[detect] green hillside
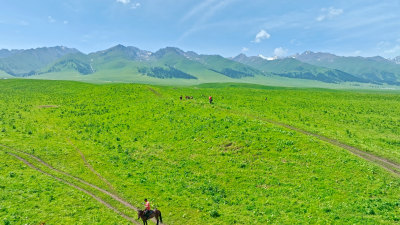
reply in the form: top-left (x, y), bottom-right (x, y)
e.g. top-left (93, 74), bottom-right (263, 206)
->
top-left (191, 53), bottom-right (266, 78)
top-left (42, 52), bottom-right (94, 75)
top-left (234, 54), bottom-right (367, 83)
top-left (1, 79), bottom-right (400, 224)
top-left (295, 52), bottom-right (400, 85)
top-left (0, 47), bottom-right (79, 76)
top-left (1, 45), bottom-right (400, 87)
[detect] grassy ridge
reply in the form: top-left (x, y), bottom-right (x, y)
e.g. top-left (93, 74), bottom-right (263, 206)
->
top-left (1, 80), bottom-right (400, 224)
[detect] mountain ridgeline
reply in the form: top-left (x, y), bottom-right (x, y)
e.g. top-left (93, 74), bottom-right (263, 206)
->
top-left (1, 45), bottom-right (400, 86)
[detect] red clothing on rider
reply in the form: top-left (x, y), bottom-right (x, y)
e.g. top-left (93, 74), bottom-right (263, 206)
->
top-left (145, 201), bottom-right (150, 210)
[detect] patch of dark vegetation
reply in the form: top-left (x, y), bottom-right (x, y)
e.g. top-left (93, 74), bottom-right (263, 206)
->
top-left (46, 59), bottom-right (93, 75)
top-left (274, 70), bottom-right (370, 84)
top-left (138, 66), bottom-right (197, 79)
top-left (209, 68), bottom-right (256, 79)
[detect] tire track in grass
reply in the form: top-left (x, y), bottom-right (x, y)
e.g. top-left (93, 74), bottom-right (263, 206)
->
top-left (67, 139), bottom-right (116, 192)
top-left (194, 100), bottom-right (400, 177)
top-left (148, 87), bottom-right (162, 97)
top-left (0, 143), bottom-right (165, 225)
top-left (263, 118), bottom-right (400, 176)
top-left (0, 143), bottom-right (136, 210)
top-left (227, 109), bottom-right (400, 176)
top-left (1, 150), bottom-right (141, 225)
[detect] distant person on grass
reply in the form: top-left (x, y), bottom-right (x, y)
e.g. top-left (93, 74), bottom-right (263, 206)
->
top-left (209, 96), bottom-right (213, 104)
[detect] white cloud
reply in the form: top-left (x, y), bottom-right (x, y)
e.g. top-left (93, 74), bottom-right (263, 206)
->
top-left (63, 20), bottom-right (69, 25)
top-left (274, 47), bottom-right (288, 57)
top-left (48, 16), bottom-right (56, 23)
top-left (116, 0), bottom-right (140, 9)
top-left (253, 29), bottom-right (270, 43)
top-left (116, 0), bottom-right (130, 4)
top-left (259, 54), bottom-right (277, 61)
top-left (316, 7), bottom-right (343, 21)
top-left (241, 47), bottom-right (249, 52)
top-left (131, 2), bottom-right (141, 9)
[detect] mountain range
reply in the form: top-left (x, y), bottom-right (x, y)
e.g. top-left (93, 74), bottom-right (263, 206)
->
top-left (1, 45), bottom-right (400, 86)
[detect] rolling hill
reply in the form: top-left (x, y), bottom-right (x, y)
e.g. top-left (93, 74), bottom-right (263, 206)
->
top-left (233, 54), bottom-right (368, 83)
top-left (0, 46), bottom-right (79, 76)
top-left (1, 45), bottom-right (400, 87)
top-left (294, 51), bottom-right (400, 85)
top-left (48, 45), bottom-right (267, 83)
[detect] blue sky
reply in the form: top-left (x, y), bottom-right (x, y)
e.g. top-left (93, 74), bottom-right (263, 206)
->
top-left (1, 0), bottom-right (400, 58)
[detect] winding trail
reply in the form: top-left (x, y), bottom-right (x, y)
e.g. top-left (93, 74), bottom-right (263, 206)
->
top-left (263, 118), bottom-right (400, 175)
top-left (0, 144), bottom-right (165, 225)
top-left (0, 144), bottom-right (135, 210)
top-left (148, 87), bottom-right (162, 97)
top-left (230, 111), bottom-right (400, 176)
top-left (67, 139), bottom-right (116, 192)
top-left (2, 150), bottom-right (141, 225)
top-left (194, 99), bottom-right (400, 176)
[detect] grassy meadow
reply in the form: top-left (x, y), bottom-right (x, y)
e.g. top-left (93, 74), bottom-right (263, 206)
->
top-left (1, 79), bottom-right (400, 224)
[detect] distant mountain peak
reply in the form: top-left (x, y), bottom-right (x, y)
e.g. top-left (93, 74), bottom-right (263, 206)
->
top-left (233, 53), bottom-right (248, 61)
top-left (303, 50), bottom-right (314, 55)
top-left (107, 44), bottom-right (127, 50)
top-left (90, 44), bottom-right (151, 61)
top-left (393, 56), bottom-right (400, 64)
top-left (153, 47), bottom-right (185, 58)
top-left (161, 47), bottom-right (184, 54)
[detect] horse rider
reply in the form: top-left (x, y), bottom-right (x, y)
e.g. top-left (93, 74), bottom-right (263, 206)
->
top-left (144, 199), bottom-right (151, 219)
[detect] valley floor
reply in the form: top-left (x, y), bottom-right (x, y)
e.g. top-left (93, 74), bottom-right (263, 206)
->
top-left (1, 80), bottom-right (400, 224)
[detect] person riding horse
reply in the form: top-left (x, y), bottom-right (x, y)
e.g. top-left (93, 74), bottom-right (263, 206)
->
top-left (138, 199), bottom-right (163, 225)
top-left (144, 199), bottom-right (151, 219)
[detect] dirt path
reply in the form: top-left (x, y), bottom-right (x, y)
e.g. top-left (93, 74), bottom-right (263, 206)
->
top-left (2, 150), bottom-right (141, 225)
top-left (0, 144), bottom-right (165, 225)
top-left (148, 87), bottom-right (162, 97)
top-left (227, 110), bottom-right (400, 176)
top-left (192, 100), bottom-right (400, 176)
top-left (67, 139), bottom-right (116, 192)
top-left (262, 118), bottom-right (400, 176)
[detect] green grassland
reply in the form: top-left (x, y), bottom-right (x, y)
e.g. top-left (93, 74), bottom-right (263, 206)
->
top-left (1, 80), bottom-right (400, 224)
top-left (197, 83), bottom-right (400, 163)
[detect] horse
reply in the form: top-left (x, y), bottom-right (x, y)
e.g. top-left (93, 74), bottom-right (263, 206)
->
top-left (138, 209), bottom-right (163, 225)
